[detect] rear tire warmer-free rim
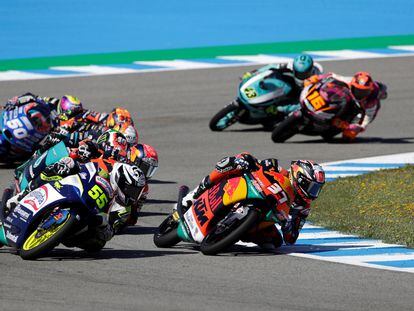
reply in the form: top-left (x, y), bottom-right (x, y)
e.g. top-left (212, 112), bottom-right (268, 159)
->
top-left (19, 211), bottom-right (76, 260)
top-left (209, 102), bottom-right (239, 131)
top-left (200, 209), bottom-right (259, 255)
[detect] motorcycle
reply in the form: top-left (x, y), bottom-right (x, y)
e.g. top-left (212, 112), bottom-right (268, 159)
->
top-left (209, 66), bottom-right (294, 131)
top-left (0, 103), bottom-right (52, 163)
top-left (0, 162), bottom-right (114, 259)
top-left (271, 78), bottom-right (361, 143)
top-left (14, 141), bottom-right (70, 193)
top-left (153, 167), bottom-right (290, 255)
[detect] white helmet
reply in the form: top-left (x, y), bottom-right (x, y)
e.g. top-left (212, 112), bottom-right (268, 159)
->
top-left (110, 163), bottom-right (146, 206)
top-left (123, 125), bottom-right (139, 146)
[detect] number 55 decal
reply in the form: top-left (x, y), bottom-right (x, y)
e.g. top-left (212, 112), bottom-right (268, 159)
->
top-left (88, 185), bottom-right (108, 209)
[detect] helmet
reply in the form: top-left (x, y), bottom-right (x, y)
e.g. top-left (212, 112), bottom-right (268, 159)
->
top-left (293, 54), bottom-right (314, 81)
top-left (110, 163), bottom-right (146, 206)
top-left (97, 129), bottom-right (129, 160)
top-left (290, 160), bottom-right (325, 203)
top-left (57, 95), bottom-right (83, 119)
top-left (106, 107), bottom-right (133, 128)
top-left (350, 71), bottom-right (375, 100)
top-left (129, 143), bottom-right (159, 179)
top-left (115, 123), bottom-right (139, 146)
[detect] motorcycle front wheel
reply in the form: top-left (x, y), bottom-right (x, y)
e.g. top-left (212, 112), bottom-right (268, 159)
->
top-left (209, 101), bottom-right (240, 131)
top-left (153, 214), bottom-right (181, 248)
top-left (200, 209), bottom-right (258, 255)
top-left (271, 112), bottom-right (302, 143)
top-left (20, 209), bottom-right (76, 260)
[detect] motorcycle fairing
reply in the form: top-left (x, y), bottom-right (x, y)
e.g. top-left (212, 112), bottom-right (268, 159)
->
top-left (239, 70), bottom-right (292, 106)
top-left (182, 175), bottom-right (265, 243)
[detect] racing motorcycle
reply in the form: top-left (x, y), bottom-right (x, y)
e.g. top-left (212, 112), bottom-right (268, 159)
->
top-left (209, 66), bottom-right (293, 131)
top-left (271, 78), bottom-right (361, 143)
top-left (14, 141), bottom-right (70, 193)
top-left (0, 103), bottom-right (52, 163)
top-left (0, 162), bottom-right (114, 259)
top-left (153, 167), bottom-right (290, 255)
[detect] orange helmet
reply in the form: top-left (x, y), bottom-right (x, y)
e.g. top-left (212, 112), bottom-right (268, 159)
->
top-left (106, 107), bottom-right (133, 128)
top-left (350, 72), bottom-right (375, 100)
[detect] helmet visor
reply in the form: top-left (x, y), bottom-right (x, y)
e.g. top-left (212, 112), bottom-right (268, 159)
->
top-left (298, 176), bottom-right (323, 199)
top-left (138, 160), bottom-right (158, 179)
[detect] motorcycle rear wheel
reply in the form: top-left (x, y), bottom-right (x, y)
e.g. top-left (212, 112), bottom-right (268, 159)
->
top-left (271, 113), bottom-right (301, 143)
top-left (209, 102), bottom-right (239, 131)
top-left (200, 209), bottom-right (258, 255)
top-left (153, 214), bottom-right (181, 248)
top-left (20, 210), bottom-right (76, 260)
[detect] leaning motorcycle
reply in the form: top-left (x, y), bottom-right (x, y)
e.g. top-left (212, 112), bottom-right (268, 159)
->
top-left (0, 103), bottom-right (52, 163)
top-left (153, 166), bottom-right (291, 255)
top-left (271, 78), bottom-right (361, 143)
top-left (209, 67), bottom-right (293, 131)
top-left (0, 162), bottom-right (114, 259)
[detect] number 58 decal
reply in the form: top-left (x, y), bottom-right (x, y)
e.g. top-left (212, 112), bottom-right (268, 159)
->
top-left (88, 185), bottom-right (108, 209)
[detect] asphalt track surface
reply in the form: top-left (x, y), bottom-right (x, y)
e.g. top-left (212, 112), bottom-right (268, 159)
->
top-left (0, 57), bottom-right (413, 311)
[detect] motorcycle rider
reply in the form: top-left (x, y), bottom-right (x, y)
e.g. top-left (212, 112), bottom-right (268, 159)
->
top-left (304, 72), bottom-right (387, 140)
top-left (343, 71), bottom-right (387, 140)
top-left (111, 143), bottom-right (160, 231)
top-left (6, 141), bottom-right (145, 250)
top-left (241, 54), bottom-right (323, 115)
top-left (180, 153), bottom-right (325, 250)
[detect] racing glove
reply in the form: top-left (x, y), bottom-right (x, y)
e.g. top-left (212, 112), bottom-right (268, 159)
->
top-left (77, 140), bottom-right (100, 162)
top-left (46, 157), bottom-right (77, 176)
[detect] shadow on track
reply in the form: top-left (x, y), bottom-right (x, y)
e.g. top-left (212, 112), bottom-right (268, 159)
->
top-left (148, 179), bottom-right (177, 184)
top-left (285, 136), bottom-right (414, 144)
top-left (122, 225), bottom-right (158, 235)
top-left (166, 241), bottom-right (376, 257)
top-left (35, 248), bottom-right (197, 261)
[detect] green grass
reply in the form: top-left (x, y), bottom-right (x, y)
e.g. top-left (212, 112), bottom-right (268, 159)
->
top-left (2, 34), bottom-right (414, 71)
top-left (309, 165), bottom-right (414, 247)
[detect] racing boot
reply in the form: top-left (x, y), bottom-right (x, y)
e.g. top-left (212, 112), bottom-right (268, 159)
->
top-left (181, 176), bottom-right (211, 208)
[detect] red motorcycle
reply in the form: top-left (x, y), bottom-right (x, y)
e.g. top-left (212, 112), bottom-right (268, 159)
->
top-left (153, 166), bottom-right (293, 255)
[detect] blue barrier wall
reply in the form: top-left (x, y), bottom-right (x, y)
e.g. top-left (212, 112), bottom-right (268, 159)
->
top-left (1, 0), bottom-right (413, 59)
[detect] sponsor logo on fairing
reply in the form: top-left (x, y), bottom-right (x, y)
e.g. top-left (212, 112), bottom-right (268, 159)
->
top-left (6, 231), bottom-right (18, 243)
top-left (14, 205), bottom-right (31, 220)
top-left (22, 185), bottom-right (48, 212)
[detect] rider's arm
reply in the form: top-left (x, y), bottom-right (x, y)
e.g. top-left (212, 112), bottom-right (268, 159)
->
top-left (4, 93), bottom-right (40, 110)
top-left (208, 153), bottom-right (259, 185)
top-left (281, 201), bottom-right (310, 245)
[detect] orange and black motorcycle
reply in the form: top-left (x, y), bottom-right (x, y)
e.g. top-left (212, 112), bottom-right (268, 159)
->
top-left (153, 167), bottom-right (292, 255)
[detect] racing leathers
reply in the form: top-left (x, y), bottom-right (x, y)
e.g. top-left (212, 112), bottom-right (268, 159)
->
top-left (306, 73), bottom-right (387, 140)
top-left (182, 153), bottom-right (312, 249)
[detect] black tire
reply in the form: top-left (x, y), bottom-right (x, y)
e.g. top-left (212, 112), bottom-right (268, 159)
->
top-left (200, 209), bottom-right (259, 255)
top-left (0, 187), bottom-right (13, 220)
top-left (209, 102), bottom-right (240, 131)
top-left (153, 215), bottom-right (181, 248)
top-left (19, 211), bottom-right (77, 260)
top-left (271, 113), bottom-right (301, 143)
